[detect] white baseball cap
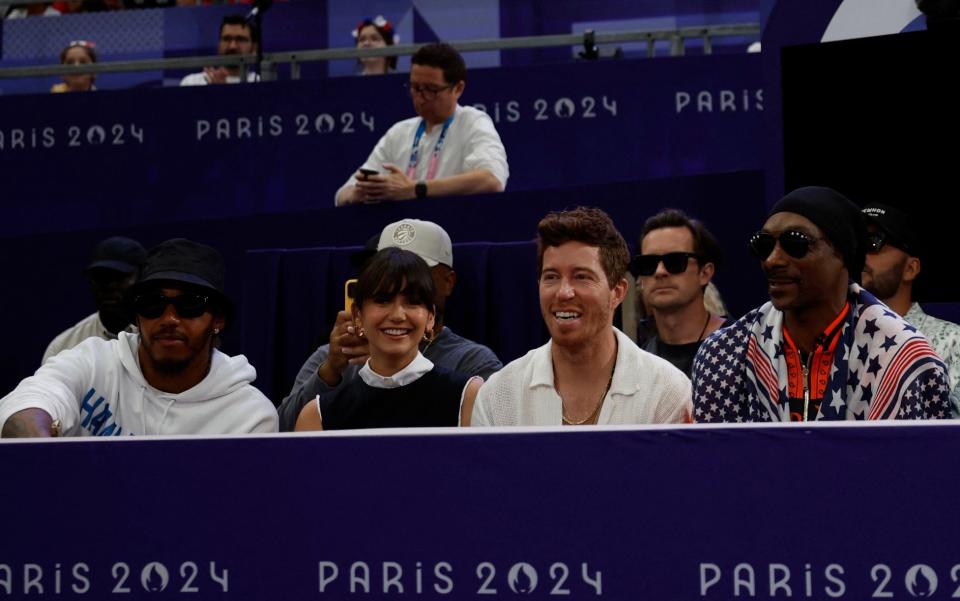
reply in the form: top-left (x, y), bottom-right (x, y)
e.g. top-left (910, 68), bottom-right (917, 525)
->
top-left (377, 219), bottom-right (453, 268)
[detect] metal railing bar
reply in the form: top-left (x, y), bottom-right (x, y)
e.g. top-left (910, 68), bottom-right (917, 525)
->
top-left (0, 24), bottom-right (760, 80)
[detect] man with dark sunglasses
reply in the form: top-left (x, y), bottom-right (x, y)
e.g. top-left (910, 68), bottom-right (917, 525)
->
top-left (1, 238), bottom-right (277, 437)
top-left (335, 43), bottom-right (508, 206)
top-left (633, 209), bottom-right (733, 378)
top-left (861, 203), bottom-right (960, 414)
top-left (692, 186), bottom-right (950, 423)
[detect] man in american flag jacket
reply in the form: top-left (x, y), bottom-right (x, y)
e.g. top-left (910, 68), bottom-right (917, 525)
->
top-left (692, 187), bottom-right (951, 422)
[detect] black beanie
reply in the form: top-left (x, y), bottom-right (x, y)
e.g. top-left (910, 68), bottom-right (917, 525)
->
top-left (769, 186), bottom-right (866, 283)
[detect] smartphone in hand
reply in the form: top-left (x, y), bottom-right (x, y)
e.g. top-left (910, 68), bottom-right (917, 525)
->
top-left (358, 168), bottom-right (379, 180)
top-left (344, 278), bottom-right (358, 315)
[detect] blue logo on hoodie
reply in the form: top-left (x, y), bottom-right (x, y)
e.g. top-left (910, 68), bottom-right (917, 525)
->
top-left (79, 388), bottom-right (123, 436)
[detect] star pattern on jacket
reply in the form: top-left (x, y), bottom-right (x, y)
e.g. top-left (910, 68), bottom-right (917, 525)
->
top-left (692, 285), bottom-right (951, 423)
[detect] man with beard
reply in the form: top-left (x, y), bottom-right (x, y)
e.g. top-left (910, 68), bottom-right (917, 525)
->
top-left (43, 236), bottom-right (146, 364)
top-left (633, 209), bottom-right (732, 378)
top-left (693, 187), bottom-right (951, 423)
top-left (1, 239), bottom-right (277, 437)
top-left (471, 207), bottom-right (691, 426)
top-left (180, 15), bottom-right (260, 86)
top-left (861, 202), bottom-right (960, 413)
top-left (278, 218), bottom-right (502, 431)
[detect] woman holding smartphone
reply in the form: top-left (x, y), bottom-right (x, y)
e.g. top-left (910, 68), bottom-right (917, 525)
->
top-left (295, 247), bottom-right (481, 430)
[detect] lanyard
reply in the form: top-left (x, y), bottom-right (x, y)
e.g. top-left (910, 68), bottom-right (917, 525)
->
top-left (406, 114), bottom-right (454, 181)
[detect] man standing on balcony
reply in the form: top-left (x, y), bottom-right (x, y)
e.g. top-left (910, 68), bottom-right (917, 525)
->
top-left (335, 43), bottom-right (508, 206)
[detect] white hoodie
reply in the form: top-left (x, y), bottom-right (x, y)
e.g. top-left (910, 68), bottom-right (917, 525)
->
top-left (0, 332), bottom-right (278, 436)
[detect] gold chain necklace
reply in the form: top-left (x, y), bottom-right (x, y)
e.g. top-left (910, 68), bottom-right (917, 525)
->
top-left (561, 362), bottom-right (615, 426)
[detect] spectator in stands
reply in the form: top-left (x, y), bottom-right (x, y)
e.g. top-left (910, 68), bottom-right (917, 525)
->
top-left (180, 15), bottom-right (259, 86)
top-left (472, 207), bottom-right (692, 426)
top-left (1, 238), bottom-right (277, 437)
top-left (52, 0), bottom-right (118, 12)
top-left (278, 218), bottom-right (502, 431)
top-left (43, 236), bottom-right (146, 363)
top-left (693, 186), bottom-right (951, 422)
top-left (861, 202), bottom-right (960, 413)
top-left (335, 42), bottom-right (508, 206)
top-left (50, 40), bottom-right (98, 93)
top-left (4, 3), bottom-right (60, 18)
top-left (633, 209), bottom-right (733, 379)
top-left (354, 15), bottom-right (397, 76)
top-left (294, 247), bottom-right (482, 430)
top-left (123, 0), bottom-right (180, 8)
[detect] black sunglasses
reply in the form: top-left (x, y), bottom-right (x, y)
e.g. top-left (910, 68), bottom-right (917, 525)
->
top-left (133, 293), bottom-right (211, 319)
top-left (633, 252), bottom-right (699, 276)
top-left (866, 230), bottom-right (909, 254)
top-left (749, 230), bottom-right (820, 260)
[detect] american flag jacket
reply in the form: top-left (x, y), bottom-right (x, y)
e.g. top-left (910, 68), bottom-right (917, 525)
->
top-left (692, 283), bottom-right (951, 422)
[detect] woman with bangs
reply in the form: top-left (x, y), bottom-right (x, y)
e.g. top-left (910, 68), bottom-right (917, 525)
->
top-left (295, 247), bottom-right (482, 430)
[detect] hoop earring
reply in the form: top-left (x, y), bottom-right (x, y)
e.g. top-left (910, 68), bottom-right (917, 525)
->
top-left (423, 329), bottom-right (433, 342)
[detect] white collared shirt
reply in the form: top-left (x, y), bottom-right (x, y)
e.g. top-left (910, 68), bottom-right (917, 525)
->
top-left (471, 328), bottom-right (692, 426)
top-left (359, 352), bottom-right (435, 389)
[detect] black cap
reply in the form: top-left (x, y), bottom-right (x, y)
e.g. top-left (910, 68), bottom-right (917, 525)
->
top-left (862, 203), bottom-right (918, 255)
top-left (86, 236), bottom-right (147, 274)
top-left (130, 238), bottom-right (233, 318)
top-left (769, 186), bottom-right (867, 283)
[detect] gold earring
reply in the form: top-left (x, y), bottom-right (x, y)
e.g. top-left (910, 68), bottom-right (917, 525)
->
top-left (358, 326), bottom-right (366, 338)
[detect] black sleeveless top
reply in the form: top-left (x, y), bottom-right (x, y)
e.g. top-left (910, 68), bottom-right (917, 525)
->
top-left (320, 367), bottom-right (471, 430)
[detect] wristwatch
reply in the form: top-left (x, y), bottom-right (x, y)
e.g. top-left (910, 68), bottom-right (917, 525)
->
top-left (415, 181), bottom-right (428, 199)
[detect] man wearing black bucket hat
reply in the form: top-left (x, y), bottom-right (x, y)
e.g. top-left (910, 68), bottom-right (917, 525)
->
top-left (692, 186), bottom-right (951, 422)
top-left (42, 236), bottom-right (146, 364)
top-left (1, 239), bottom-right (277, 437)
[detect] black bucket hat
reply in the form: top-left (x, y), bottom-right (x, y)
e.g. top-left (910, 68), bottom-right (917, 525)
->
top-left (128, 238), bottom-right (233, 322)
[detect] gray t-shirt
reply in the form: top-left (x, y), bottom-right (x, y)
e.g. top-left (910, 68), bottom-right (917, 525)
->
top-left (276, 326), bottom-right (502, 431)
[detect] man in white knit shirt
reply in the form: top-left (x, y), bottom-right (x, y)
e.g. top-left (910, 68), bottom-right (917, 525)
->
top-left (471, 207), bottom-right (692, 426)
